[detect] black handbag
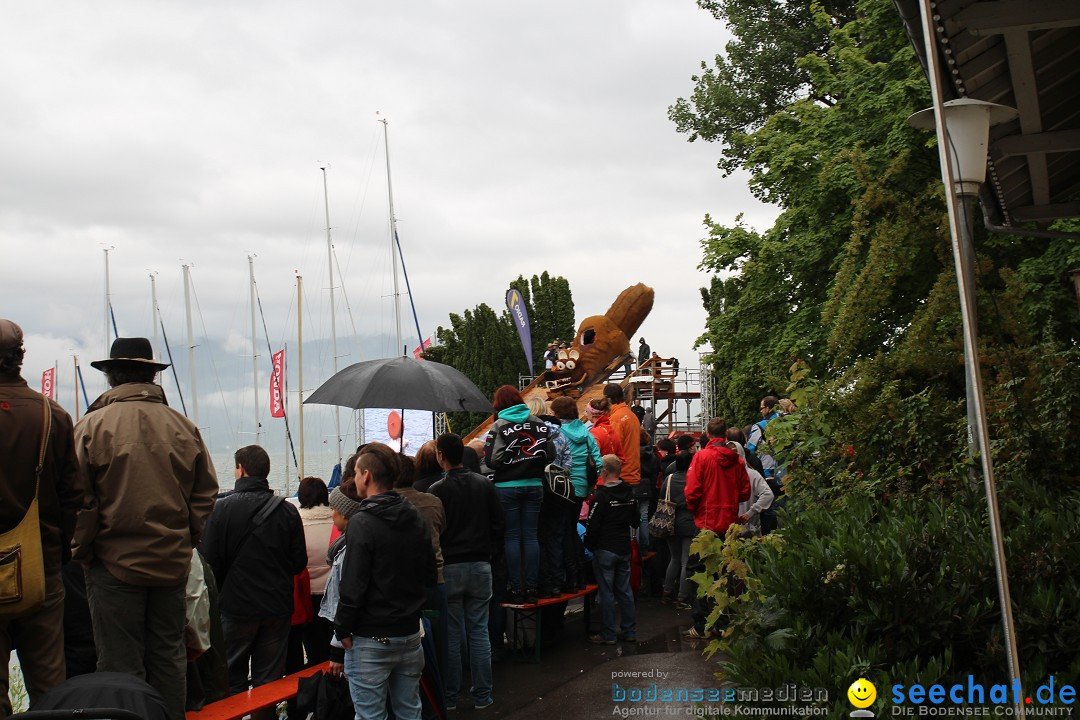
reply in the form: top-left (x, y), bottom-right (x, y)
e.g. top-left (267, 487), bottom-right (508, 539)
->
top-left (544, 463), bottom-right (575, 503)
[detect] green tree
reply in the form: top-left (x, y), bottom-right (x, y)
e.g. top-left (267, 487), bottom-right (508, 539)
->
top-left (508, 271), bottom-right (576, 370)
top-left (426, 272), bottom-right (577, 434)
top-left (673, 0), bottom-right (1080, 701)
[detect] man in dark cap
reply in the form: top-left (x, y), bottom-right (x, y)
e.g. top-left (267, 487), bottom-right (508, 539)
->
top-left (0, 320), bottom-right (85, 714)
top-left (73, 337), bottom-right (218, 720)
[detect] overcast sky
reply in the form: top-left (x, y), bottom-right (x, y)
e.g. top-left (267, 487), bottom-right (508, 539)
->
top-left (1, 0), bottom-right (779, 456)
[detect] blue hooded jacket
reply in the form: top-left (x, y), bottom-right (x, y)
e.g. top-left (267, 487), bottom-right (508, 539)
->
top-left (559, 419), bottom-right (602, 498)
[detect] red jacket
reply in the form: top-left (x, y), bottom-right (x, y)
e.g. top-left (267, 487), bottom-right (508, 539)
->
top-left (589, 415), bottom-right (622, 462)
top-left (685, 440), bottom-right (751, 534)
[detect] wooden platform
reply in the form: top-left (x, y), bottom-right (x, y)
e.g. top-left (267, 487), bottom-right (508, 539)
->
top-left (499, 585), bottom-right (599, 663)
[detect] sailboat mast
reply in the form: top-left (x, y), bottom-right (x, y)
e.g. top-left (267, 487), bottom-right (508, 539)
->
top-left (103, 247), bottom-right (112, 362)
top-left (297, 273), bottom-right (305, 479)
top-left (149, 272), bottom-right (160, 362)
top-left (248, 256), bottom-right (261, 446)
top-left (183, 263), bottom-right (199, 425)
top-left (73, 355), bottom-right (80, 421)
top-left (380, 118), bottom-right (403, 356)
top-left (321, 167), bottom-right (342, 464)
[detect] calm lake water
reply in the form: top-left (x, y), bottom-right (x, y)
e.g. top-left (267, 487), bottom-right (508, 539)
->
top-left (212, 408), bottom-right (437, 495)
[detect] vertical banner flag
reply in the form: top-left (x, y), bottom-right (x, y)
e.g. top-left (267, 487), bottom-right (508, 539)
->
top-left (269, 349), bottom-right (285, 418)
top-left (505, 288), bottom-right (534, 376)
top-left (41, 368), bottom-right (55, 400)
top-left (412, 337), bottom-right (432, 359)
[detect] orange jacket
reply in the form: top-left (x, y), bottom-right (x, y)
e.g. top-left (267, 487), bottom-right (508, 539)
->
top-left (608, 402), bottom-right (641, 484)
top-left (685, 439), bottom-right (751, 534)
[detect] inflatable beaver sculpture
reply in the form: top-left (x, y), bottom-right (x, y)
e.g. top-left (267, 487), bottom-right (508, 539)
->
top-left (545, 282), bottom-right (653, 391)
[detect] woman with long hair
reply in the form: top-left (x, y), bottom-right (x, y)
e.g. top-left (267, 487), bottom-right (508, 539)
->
top-left (483, 386), bottom-right (552, 604)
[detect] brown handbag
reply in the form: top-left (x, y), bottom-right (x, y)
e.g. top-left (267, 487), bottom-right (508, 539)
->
top-left (0, 395), bottom-right (50, 615)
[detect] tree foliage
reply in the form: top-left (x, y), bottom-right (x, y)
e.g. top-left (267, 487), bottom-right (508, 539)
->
top-left (673, 0), bottom-right (1080, 701)
top-left (677, 0), bottom-right (1078, 422)
top-left (424, 272), bottom-right (575, 433)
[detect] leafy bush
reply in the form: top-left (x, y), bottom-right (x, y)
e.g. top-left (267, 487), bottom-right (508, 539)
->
top-left (692, 346), bottom-right (1080, 716)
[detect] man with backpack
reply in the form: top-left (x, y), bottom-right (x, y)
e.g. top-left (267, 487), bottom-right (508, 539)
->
top-left (200, 445), bottom-right (307, 719)
top-left (746, 395), bottom-right (780, 477)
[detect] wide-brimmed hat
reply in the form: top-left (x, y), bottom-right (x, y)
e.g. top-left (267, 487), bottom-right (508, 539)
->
top-left (91, 337), bottom-right (170, 372)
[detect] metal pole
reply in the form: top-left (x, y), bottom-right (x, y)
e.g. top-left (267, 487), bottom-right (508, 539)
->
top-left (104, 248), bottom-right (111, 359)
top-left (73, 355), bottom-right (80, 421)
top-left (957, 194), bottom-right (982, 470)
top-left (917, 0), bottom-right (1023, 705)
top-left (381, 118), bottom-right (403, 356)
top-left (297, 274), bottom-right (305, 480)
top-left (322, 167), bottom-right (342, 465)
top-left (248, 256), bottom-right (261, 446)
top-left (150, 272), bottom-right (160, 364)
top-left (183, 264), bottom-right (199, 426)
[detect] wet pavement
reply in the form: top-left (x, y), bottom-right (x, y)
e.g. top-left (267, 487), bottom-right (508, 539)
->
top-left (448, 594), bottom-right (724, 718)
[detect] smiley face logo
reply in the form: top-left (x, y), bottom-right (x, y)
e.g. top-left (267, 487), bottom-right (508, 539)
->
top-left (848, 678), bottom-right (877, 709)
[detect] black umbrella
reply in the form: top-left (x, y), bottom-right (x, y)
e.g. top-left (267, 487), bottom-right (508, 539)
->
top-left (304, 356), bottom-right (493, 414)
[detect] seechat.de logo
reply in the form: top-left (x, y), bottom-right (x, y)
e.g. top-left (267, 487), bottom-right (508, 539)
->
top-left (849, 678), bottom-right (877, 718)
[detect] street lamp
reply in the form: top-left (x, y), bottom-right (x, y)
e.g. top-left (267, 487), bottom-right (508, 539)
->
top-left (907, 99), bottom-right (1018, 460)
top-left (908, 97), bottom-right (1022, 697)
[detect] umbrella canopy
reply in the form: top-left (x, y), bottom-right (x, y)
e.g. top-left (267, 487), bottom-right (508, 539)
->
top-left (305, 356), bottom-right (493, 414)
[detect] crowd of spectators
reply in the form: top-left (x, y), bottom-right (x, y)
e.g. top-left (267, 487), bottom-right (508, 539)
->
top-left (0, 322), bottom-right (792, 719)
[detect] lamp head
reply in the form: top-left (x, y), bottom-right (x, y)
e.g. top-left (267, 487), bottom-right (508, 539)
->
top-left (908, 99), bottom-right (1018, 193)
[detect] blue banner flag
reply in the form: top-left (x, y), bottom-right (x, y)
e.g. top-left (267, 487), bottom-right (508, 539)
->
top-left (505, 288), bottom-right (534, 376)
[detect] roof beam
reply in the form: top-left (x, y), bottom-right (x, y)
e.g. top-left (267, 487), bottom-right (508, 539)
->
top-left (1010, 202), bottom-right (1080, 223)
top-left (958, 0), bottom-right (1080, 36)
top-left (993, 129), bottom-right (1080, 157)
top-left (1004, 30), bottom-right (1051, 205)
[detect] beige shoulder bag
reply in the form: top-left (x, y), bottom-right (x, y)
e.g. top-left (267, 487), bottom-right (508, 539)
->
top-left (0, 395), bottom-right (50, 615)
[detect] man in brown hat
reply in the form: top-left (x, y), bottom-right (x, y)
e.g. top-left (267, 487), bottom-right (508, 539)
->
top-left (0, 319), bottom-right (85, 714)
top-left (73, 337), bottom-right (218, 720)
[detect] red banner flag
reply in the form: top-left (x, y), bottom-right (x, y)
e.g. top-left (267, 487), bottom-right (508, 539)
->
top-left (412, 337), bottom-right (432, 359)
top-left (41, 368), bottom-right (55, 400)
top-left (269, 349), bottom-right (285, 418)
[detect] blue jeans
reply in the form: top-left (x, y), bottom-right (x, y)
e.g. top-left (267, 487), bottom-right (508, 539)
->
top-left (443, 562), bottom-right (493, 706)
top-left (343, 631), bottom-right (424, 720)
top-left (664, 536), bottom-right (694, 600)
top-left (497, 486), bottom-right (543, 593)
top-left (592, 549), bottom-right (636, 641)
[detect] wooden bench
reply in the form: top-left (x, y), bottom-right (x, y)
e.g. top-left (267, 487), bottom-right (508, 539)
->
top-left (185, 661), bottom-right (331, 720)
top-left (499, 585), bottom-right (599, 663)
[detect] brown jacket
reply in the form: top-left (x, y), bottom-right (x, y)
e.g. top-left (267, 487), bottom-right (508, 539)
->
top-left (72, 383), bottom-right (218, 586)
top-left (0, 373), bottom-right (85, 578)
top-left (396, 487), bottom-right (446, 583)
